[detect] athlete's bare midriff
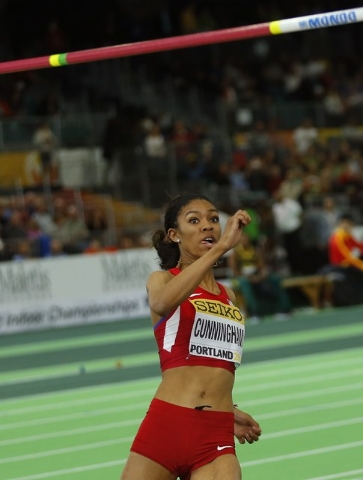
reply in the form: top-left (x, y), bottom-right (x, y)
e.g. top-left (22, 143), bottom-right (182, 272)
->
top-left (154, 365), bottom-right (235, 411)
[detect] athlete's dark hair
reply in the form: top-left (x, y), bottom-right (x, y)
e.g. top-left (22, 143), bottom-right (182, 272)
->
top-left (152, 193), bottom-right (212, 270)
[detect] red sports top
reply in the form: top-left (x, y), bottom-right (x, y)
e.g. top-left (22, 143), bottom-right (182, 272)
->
top-left (154, 268), bottom-right (245, 374)
top-left (328, 227), bottom-right (363, 269)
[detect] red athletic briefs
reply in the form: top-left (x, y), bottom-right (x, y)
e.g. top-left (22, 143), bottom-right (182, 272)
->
top-left (131, 398), bottom-right (236, 479)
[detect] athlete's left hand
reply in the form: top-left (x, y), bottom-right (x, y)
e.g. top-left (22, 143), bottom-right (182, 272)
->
top-left (233, 408), bottom-right (262, 444)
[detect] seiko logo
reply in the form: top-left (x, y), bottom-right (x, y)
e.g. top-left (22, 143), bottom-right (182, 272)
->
top-left (191, 299), bottom-right (243, 322)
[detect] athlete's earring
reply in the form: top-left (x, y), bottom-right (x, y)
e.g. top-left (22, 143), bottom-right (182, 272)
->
top-left (177, 239), bottom-right (180, 243)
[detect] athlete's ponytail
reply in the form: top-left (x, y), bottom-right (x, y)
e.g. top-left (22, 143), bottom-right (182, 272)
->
top-left (152, 229), bottom-right (180, 270)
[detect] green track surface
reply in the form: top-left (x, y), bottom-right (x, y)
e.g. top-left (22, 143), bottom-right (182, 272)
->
top-left (1, 305), bottom-right (363, 479)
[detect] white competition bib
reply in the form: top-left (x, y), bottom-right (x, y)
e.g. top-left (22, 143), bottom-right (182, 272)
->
top-left (189, 298), bottom-right (245, 367)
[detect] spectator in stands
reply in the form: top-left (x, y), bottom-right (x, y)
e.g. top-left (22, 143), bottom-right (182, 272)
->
top-left (85, 207), bottom-right (108, 241)
top-left (32, 197), bottom-right (56, 236)
top-left (299, 196), bottom-right (341, 274)
top-left (170, 120), bottom-right (193, 163)
top-left (335, 151), bottom-right (363, 208)
top-left (101, 105), bottom-right (134, 187)
top-left (24, 216), bottom-right (50, 256)
top-left (292, 118), bottom-right (318, 155)
top-left (32, 122), bottom-right (58, 185)
top-left (179, 3), bottom-right (198, 34)
top-left (44, 238), bottom-right (67, 258)
top-left (12, 239), bottom-right (36, 261)
top-left (328, 213), bottom-right (363, 270)
top-left (51, 211), bottom-right (68, 246)
top-left (118, 234), bottom-right (139, 249)
top-left (84, 238), bottom-right (118, 254)
top-left (228, 232), bottom-right (292, 322)
top-left (37, 89), bottom-right (61, 117)
top-left (190, 122), bottom-right (210, 145)
top-left (323, 86), bottom-right (346, 127)
top-left (52, 204), bottom-right (90, 254)
top-left (229, 162), bottom-right (249, 207)
top-left (0, 234), bottom-right (8, 261)
top-left (345, 81), bottom-right (363, 117)
top-left (0, 200), bottom-right (10, 233)
top-left (279, 166), bottom-right (304, 201)
top-left (220, 77), bottom-right (238, 127)
top-left (283, 60), bottom-right (304, 100)
top-left (324, 213), bottom-right (363, 306)
top-left (245, 157), bottom-right (268, 193)
top-left (53, 197), bottom-right (67, 222)
top-left (265, 163), bottom-right (283, 196)
top-left (2, 210), bottom-right (28, 258)
top-left (0, 89), bottom-right (13, 117)
top-left (45, 19), bottom-right (68, 53)
top-left (242, 200), bottom-right (262, 246)
top-left (206, 160), bottom-right (231, 189)
top-left (144, 124), bottom-right (167, 158)
top-left (247, 121), bottom-right (272, 157)
top-left (180, 151), bottom-right (206, 182)
top-left (272, 189), bottom-right (303, 275)
top-left (26, 217), bottom-right (43, 241)
top-left (84, 238), bottom-right (105, 254)
top-left (341, 115), bottom-right (363, 141)
top-left (318, 196), bottom-right (343, 245)
top-left (23, 191), bottom-right (39, 217)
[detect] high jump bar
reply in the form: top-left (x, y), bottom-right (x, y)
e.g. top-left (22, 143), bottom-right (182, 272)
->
top-left (0, 7), bottom-right (362, 75)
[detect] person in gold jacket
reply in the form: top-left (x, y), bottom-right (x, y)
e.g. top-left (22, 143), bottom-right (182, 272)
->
top-left (324, 213), bottom-right (363, 306)
top-left (328, 214), bottom-right (363, 270)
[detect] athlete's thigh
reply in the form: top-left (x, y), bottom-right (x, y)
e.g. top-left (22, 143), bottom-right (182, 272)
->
top-left (121, 452), bottom-right (177, 480)
top-left (190, 453), bottom-right (242, 480)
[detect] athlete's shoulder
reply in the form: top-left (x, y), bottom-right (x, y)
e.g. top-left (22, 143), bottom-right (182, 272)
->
top-left (147, 269), bottom-right (173, 289)
top-left (219, 283), bottom-right (237, 304)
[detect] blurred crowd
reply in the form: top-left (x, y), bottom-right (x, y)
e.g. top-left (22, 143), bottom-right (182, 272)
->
top-left (2, 113), bottom-right (363, 312)
top-left (133, 110), bottom-right (363, 217)
top-left (2, 110), bottom-right (363, 272)
top-left (0, 191), bottom-right (149, 262)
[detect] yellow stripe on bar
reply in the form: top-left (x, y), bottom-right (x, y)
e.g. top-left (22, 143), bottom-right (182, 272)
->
top-left (49, 53), bottom-right (68, 67)
top-left (49, 54), bottom-right (62, 67)
top-left (269, 21), bottom-right (282, 34)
